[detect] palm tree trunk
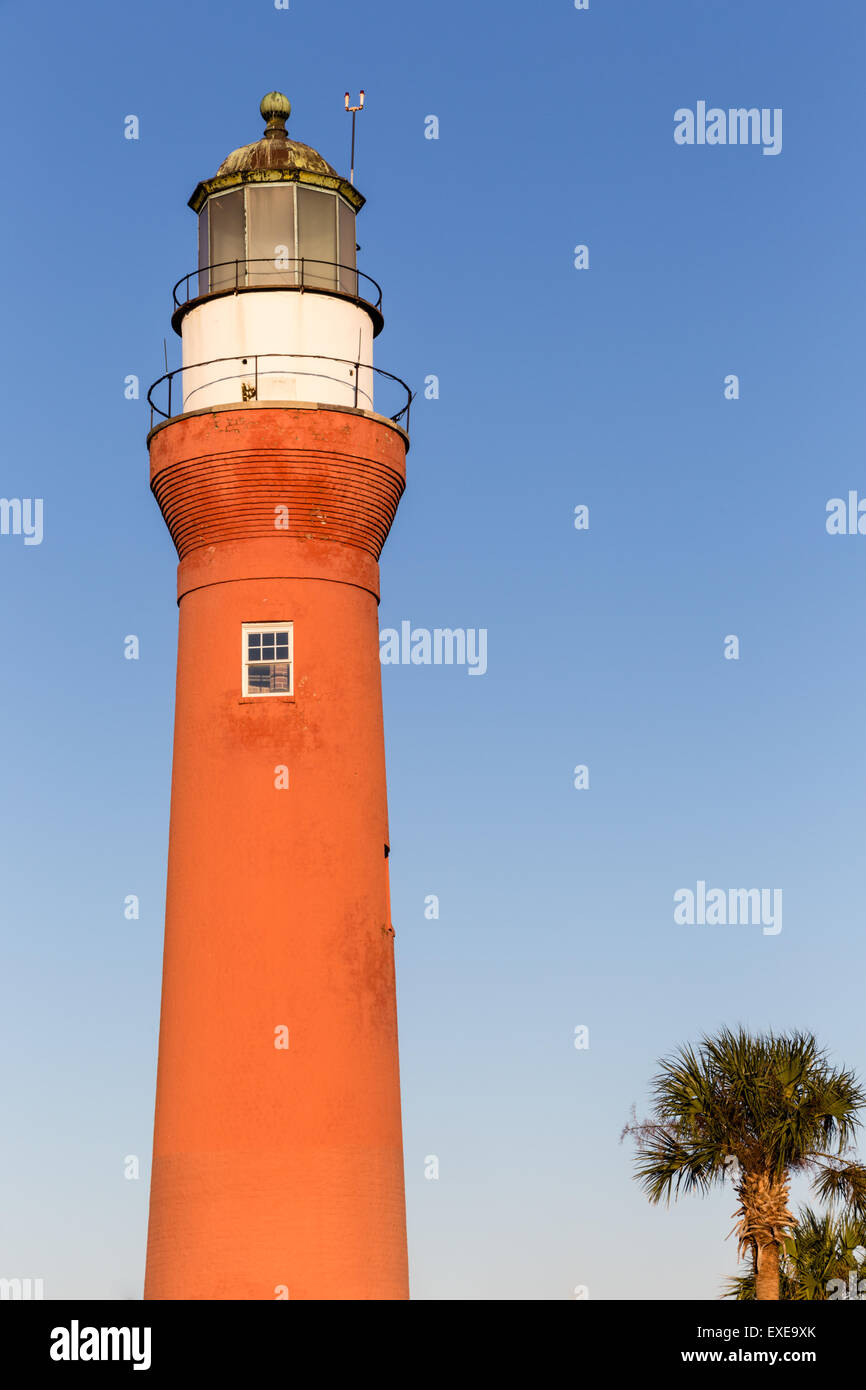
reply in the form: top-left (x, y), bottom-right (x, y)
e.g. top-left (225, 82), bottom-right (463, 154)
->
top-left (755, 1240), bottom-right (781, 1300)
top-left (739, 1173), bottom-right (795, 1301)
top-left (737, 1171), bottom-right (793, 1300)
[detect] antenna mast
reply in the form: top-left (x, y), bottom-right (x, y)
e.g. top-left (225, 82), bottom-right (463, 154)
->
top-left (344, 89), bottom-right (365, 184)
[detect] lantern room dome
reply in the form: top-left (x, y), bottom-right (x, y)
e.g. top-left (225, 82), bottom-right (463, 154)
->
top-left (215, 94), bottom-right (339, 179)
top-left (188, 93), bottom-right (363, 213)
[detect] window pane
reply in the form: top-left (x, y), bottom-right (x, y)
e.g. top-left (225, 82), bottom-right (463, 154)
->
top-left (247, 662), bottom-right (291, 693)
top-left (297, 187), bottom-right (337, 290)
top-left (197, 206), bottom-right (209, 297)
top-left (246, 186), bottom-right (296, 287)
top-left (209, 191), bottom-right (246, 292)
top-left (338, 198), bottom-right (358, 297)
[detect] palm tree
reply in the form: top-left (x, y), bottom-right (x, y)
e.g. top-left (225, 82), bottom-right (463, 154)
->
top-left (725, 1205), bottom-right (866, 1300)
top-left (623, 1027), bottom-right (866, 1300)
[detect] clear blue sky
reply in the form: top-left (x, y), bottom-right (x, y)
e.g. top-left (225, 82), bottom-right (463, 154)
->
top-left (1, 0), bottom-right (864, 1300)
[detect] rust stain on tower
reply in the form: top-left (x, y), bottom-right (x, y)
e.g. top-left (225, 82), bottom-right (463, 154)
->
top-left (144, 93), bottom-right (411, 1301)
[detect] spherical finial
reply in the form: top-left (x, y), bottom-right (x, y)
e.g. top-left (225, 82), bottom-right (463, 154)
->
top-left (260, 92), bottom-right (291, 138)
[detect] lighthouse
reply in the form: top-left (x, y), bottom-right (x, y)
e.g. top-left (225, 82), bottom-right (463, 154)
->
top-left (144, 93), bottom-right (411, 1301)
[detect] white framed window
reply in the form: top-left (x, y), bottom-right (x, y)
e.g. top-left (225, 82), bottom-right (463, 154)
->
top-left (242, 622), bottom-right (293, 696)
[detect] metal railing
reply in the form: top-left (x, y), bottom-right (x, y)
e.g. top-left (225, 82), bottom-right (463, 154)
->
top-left (172, 258), bottom-right (383, 312)
top-left (147, 352), bottom-right (412, 431)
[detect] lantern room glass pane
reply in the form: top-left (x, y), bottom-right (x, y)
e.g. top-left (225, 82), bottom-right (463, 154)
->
top-left (338, 198), bottom-right (358, 297)
top-left (197, 205), bottom-right (209, 297)
top-left (209, 190), bottom-right (245, 292)
top-left (246, 186), bottom-right (297, 287)
top-left (297, 187), bottom-right (337, 289)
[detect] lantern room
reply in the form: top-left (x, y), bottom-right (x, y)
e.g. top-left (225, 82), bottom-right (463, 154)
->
top-left (169, 93), bottom-right (385, 416)
top-left (196, 181), bottom-right (359, 295)
top-left (187, 92), bottom-right (365, 297)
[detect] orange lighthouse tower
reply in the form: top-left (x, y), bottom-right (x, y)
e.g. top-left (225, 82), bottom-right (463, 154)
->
top-left (144, 93), bottom-right (411, 1301)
